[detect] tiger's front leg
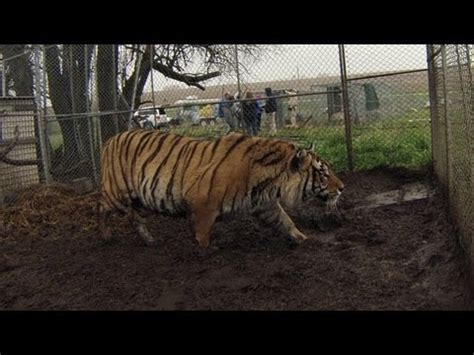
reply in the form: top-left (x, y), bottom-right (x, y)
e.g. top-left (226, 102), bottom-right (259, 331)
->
top-left (188, 207), bottom-right (218, 249)
top-left (252, 201), bottom-right (308, 244)
top-left (128, 208), bottom-right (157, 246)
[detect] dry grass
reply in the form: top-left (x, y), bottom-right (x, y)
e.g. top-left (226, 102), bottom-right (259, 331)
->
top-left (0, 183), bottom-right (104, 238)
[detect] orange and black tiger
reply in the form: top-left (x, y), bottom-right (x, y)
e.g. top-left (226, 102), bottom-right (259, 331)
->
top-left (98, 129), bottom-right (344, 248)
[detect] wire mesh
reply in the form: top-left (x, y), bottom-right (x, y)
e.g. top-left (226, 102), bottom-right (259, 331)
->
top-left (344, 45), bottom-right (431, 170)
top-left (429, 44), bottom-right (473, 287)
top-left (1, 44), bottom-right (432, 192)
top-left (0, 98), bottom-right (41, 203)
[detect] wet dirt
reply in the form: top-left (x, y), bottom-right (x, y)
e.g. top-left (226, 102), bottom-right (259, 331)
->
top-left (0, 167), bottom-right (470, 310)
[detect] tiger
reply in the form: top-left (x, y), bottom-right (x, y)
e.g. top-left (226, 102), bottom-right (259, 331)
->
top-left (98, 129), bottom-right (344, 248)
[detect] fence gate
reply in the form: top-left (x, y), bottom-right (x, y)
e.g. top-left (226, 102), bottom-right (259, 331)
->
top-left (0, 97), bottom-right (41, 204)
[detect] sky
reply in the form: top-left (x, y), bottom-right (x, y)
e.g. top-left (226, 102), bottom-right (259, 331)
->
top-left (144, 45), bottom-right (428, 92)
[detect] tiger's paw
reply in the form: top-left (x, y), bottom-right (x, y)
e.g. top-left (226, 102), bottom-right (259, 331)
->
top-left (291, 230), bottom-right (309, 244)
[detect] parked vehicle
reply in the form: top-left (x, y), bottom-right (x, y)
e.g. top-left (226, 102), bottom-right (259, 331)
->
top-left (134, 106), bottom-right (179, 130)
top-left (174, 97), bottom-right (220, 126)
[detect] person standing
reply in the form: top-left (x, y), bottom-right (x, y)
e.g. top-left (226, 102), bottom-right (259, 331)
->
top-left (241, 91), bottom-right (259, 136)
top-left (218, 92), bottom-right (238, 133)
top-left (255, 95), bottom-right (264, 132)
top-left (287, 89), bottom-right (299, 128)
top-left (264, 87), bottom-right (278, 135)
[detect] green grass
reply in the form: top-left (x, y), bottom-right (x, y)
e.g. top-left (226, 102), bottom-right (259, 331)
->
top-left (170, 109), bottom-right (432, 173)
top-left (45, 109), bottom-right (432, 174)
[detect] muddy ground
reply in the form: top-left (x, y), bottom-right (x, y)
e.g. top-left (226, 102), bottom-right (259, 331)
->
top-left (0, 167), bottom-right (471, 310)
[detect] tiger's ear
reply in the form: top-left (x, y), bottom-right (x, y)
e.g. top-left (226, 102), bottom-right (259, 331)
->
top-left (307, 142), bottom-right (315, 151)
top-left (291, 149), bottom-right (308, 171)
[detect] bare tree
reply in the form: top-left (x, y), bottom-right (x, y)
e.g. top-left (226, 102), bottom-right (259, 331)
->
top-left (1, 44), bottom-right (267, 180)
top-left (96, 44), bottom-right (265, 143)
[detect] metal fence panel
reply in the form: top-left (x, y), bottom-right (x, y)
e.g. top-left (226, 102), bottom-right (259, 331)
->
top-left (429, 44), bottom-right (473, 288)
top-left (1, 44), bottom-right (432, 194)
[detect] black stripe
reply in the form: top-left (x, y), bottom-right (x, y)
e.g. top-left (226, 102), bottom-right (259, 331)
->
top-left (196, 141), bottom-right (212, 167)
top-left (139, 133), bottom-right (171, 201)
top-left (139, 133), bottom-right (170, 182)
top-left (205, 135), bottom-right (248, 200)
top-left (120, 130), bottom-right (143, 198)
top-left (185, 141), bottom-right (215, 193)
top-left (130, 131), bottom-right (157, 192)
top-left (103, 188), bottom-right (124, 212)
top-left (165, 140), bottom-right (192, 210)
top-left (254, 150), bottom-right (276, 164)
top-left (242, 140), bottom-right (263, 158)
top-left (180, 140), bottom-right (200, 190)
top-left (133, 131), bottom-right (158, 159)
top-left (123, 130), bottom-right (143, 159)
top-left (140, 134), bottom-right (172, 207)
top-left (250, 177), bottom-right (274, 207)
top-left (209, 137), bottom-right (223, 159)
top-left (108, 137), bottom-right (123, 202)
top-left (149, 135), bottom-right (183, 201)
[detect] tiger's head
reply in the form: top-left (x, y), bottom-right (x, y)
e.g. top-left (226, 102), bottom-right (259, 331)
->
top-left (288, 143), bottom-right (344, 212)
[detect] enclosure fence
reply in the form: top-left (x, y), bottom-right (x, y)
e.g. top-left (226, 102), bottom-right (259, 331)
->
top-left (0, 44), bottom-right (431, 199)
top-left (427, 44), bottom-right (473, 287)
top-left (1, 43), bottom-right (472, 285)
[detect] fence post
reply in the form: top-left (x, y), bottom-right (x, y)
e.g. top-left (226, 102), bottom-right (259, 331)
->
top-left (426, 45), bottom-right (437, 170)
top-left (128, 45), bottom-right (144, 130)
top-left (441, 45), bottom-right (451, 211)
top-left (234, 45), bottom-right (242, 100)
top-left (338, 44), bottom-right (354, 171)
top-left (33, 45), bottom-right (52, 183)
top-left (0, 54), bottom-right (6, 97)
top-left (84, 44), bottom-right (98, 184)
top-left (150, 44), bottom-right (157, 113)
top-left (112, 44), bottom-right (119, 135)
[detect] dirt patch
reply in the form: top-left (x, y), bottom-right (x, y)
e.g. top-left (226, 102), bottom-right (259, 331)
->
top-left (0, 167), bottom-right (470, 310)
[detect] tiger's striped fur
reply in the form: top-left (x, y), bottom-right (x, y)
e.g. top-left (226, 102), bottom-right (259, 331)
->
top-left (98, 129), bottom-right (344, 248)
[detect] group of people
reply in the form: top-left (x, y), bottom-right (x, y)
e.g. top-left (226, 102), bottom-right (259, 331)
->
top-left (218, 87), bottom-right (296, 136)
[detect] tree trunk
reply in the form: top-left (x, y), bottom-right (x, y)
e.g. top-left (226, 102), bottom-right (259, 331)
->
top-left (97, 44), bottom-right (120, 144)
top-left (44, 45), bottom-right (95, 181)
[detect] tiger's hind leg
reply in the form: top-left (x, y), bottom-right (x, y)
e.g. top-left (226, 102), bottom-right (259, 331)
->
top-left (128, 209), bottom-right (157, 246)
top-left (98, 200), bottom-right (113, 242)
top-left (252, 202), bottom-right (308, 244)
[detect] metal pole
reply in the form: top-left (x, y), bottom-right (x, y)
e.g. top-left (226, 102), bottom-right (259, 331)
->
top-left (34, 45), bottom-right (52, 183)
top-left (112, 44), bottom-right (119, 134)
top-left (150, 44), bottom-right (157, 112)
top-left (441, 45), bottom-right (451, 209)
top-left (41, 46), bottom-right (48, 120)
top-left (68, 46), bottom-right (84, 159)
top-left (85, 44), bottom-right (98, 184)
top-left (234, 45), bottom-right (242, 99)
top-left (0, 54), bottom-right (6, 97)
top-left (128, 45), bottom-right (144, 130)
top-left (338, 44), bottom-right (354, 171)
top-left (40, 45), bottom-right (51, 173)
top-left (426, 45), bottom-right (438, 171)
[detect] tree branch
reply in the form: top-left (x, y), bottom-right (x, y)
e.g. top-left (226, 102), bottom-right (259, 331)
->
top-left (152, 61), bottom-right (221, 90)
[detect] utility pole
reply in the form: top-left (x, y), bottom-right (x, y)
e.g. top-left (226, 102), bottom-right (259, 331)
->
top-left (234, 45), bottom-right (242, 100)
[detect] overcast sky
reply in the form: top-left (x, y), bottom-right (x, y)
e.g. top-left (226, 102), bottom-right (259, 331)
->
top-left (145, 45), bottom-right (428, 92)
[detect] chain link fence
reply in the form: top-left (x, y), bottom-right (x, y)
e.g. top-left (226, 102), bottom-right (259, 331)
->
top-left (428, 44), bottom-right (473, 288)
top-left (1, 44), bottom-right (430, 196)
